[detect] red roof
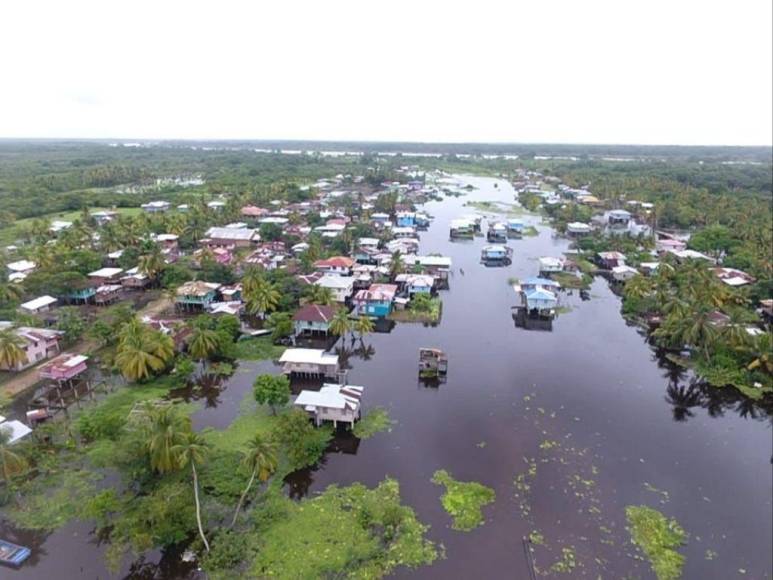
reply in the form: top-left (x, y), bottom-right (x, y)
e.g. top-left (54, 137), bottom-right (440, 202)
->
top-left (314, 256), bottom-right (354, 269)
top-left (293, 304), bottom-right (338, 323)
top-left (241, 205), bottom-right (268, 217)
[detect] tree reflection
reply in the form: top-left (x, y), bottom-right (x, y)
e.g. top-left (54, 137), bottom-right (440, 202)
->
top-left (664, 382), bottom-right (702, 422)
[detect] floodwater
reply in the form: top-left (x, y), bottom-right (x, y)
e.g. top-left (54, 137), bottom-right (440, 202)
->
top-left (3, 176), bottom-right (771, 578)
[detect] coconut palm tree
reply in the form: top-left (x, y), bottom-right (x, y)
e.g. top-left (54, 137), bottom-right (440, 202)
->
top-left (0, 283), bottom-right (23, 305)
top-left (172, 431), bottom-right (211, 552)
top-left (245, 278), bottom-right (280, 320)
top-left (230, 433), bottom-right (277, 528)
top-left (116, 320), bottom-right (174, 381)
top-left (241, 267), bottom-right (264, 297)
top-left (0, 329), bottom-right (28, 371)
top-left (0, 428), bottom-right (28, 483)
top-left (138, 246), bottom-right (166, 283)
top-left (187, 326), bottom-right (220, 366)
top-left (622, 274), bottom-right (653, 300)
top-left (742, 333), bottom-right (773, 375)
top-left (354, 315), bottom-right (375, 342)
top-left (303, 284), bottom-right (334, 306)
top-left (144, 406), bottom-right (189, 474)
top-left (329, 308), bottom-right (352, 341)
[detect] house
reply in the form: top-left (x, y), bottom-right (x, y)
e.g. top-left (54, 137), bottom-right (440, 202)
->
top-left (155, 234), bottom-right (180, 252)
top-left (207, 201), bottom-right (226, 211)
top-left (566, 222), bottom-right (592, 236)
top-left (196, 247), bottom-right (233, 265)
top-left (7, 260), bottom-right (36, 279)
top-left (656, 238), bottom-right (687, 253)
top-left (64, 280), bottom-right (97, 304)
top-left (450, 218), bottom-right (475, 239)
top-left (314, 256), bottom-right (354, 276)
top-left (175, 281), bottom-right (221, 310)
top-left (513, 283), bottom-right (558, 316)
top-left (315, 275), bottom-right (354, 303)
top-left (50, 220), bottom-right (73, 233)
top-left (481, 245), bottom-right (512, 264)
top-left (712, 267), bottom-right (755, 287)
top-left (487, 222), bottom-right (508, 243)
top-left (521, 277), bottom-right (561, 293)
top-left (352, 284), bottom-right (398, 318)
top-left (293, 304), bottom-right (338, 337)
top-left (607, 209), bottom-right (632, 227)
top-left (370, 212), bottom-right (390, 225)
top-left (611, 265), bottom-right (639, 282)
top-left (94, 284), bottom-right (123, 305)
top-left (507, 218), bottom-right (524, 237)
top-left (91, 210), bottom-right (118, 225)
top-left (141, 200), bottom-right (171, 213)
top-left (121, 267), bottom-right (151, 289)
top-left (241, 205), bottom-right (269, 219)
top-left (0, 327), bottom-right (63, 371)
top-left (669, 249), bottom-right (716, 264)
top-left (204, 227), bottom-right (259, 248)
top-left (88, 267), bottom-right (124, 286)
top-left (396, 211), bottom-right (416, 227)
top-left (294, 384), bottom-right (363, 427)
top-left (38, 353), bottom-right (88, 382)
top-left (402, 255), bottom-right (452, 287)
top-left (538, 257), bottom-right (564, 274)
top-left (639, 262), bottom-right (661, 276)
top-left (392, 226), bottom-right (416, 239)
top-left (279, 348), bottom-right (340, 377)
top-left (19, 295), bottom-right (57, 315)
top-left (597, 251), bottom-right (626, 269)
top-left (220, 284), bottom-right (242, 302)
top-left (395, 274), bottom-right (434, 296)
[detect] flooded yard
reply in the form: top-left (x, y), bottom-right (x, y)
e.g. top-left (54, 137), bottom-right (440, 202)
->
top-left (3, 176), bottom-right (771, 579)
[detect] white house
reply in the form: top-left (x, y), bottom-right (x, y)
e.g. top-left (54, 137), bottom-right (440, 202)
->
top-left (20, 295), bottom-right (57, 314)
top-left (294, 384), bottom-right (364, 428)
top-left (315, 275), bottom-right (354, 303)
top-left (611, 265), bottom-right (639, 282)
top-left (141, 200), bottom-right (171, 212)
top-left (538, 257), bottom-right (564, 273)
top-left (279, 349), bottom-right (340, 378)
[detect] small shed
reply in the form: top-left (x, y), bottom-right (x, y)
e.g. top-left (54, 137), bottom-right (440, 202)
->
top-left (20, 295), bottom-right (57, 314)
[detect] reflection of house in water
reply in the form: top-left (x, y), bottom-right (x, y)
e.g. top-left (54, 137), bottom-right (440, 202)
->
top-left (512, 309), bottom-right (554, 331)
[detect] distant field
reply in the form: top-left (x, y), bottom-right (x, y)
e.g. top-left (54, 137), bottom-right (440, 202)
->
top-left (0, 206), bottom-right (143, 246)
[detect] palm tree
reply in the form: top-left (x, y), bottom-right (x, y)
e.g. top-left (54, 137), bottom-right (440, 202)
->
top-left (0, 428), bottom-right (28, 483)
top-left (241, 267), bottom-right (264, 297)
top-left (354, 315), bottom-right (374, 342)
top-left (0, 329), bottom-right (28, 371)
top-left (230, 433), bottom-right (277, 528)
top-left (303, 284), bottom-right (334, 306)
top-left (172, 431), bottom-right (211, 552)
top-left (743, 333), bottom-right (773, 375)
top-left (623, 275), bottom-right (653, 300)
top-left (187, 326), bottom-right (220, 366)
top-left (144, 406), bottom-right (189, 474)
top-left (0, 283), bottom-right (23, 305)
top-left (389, 251), bottom-right (404, 281)
top-left (138, 246), bottom-right (166, 283)
top-left (116, 320), bottom-right (174, 381)
top-left (329, 308), bottom-right (352, 341)
top-left (245, 279), bottom-right (280, 320)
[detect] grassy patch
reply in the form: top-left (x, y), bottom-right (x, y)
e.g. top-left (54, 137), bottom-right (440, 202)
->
top-left (389, 298), bottom-right (442, 324)
top-left (232, 337), bottom-right (286, 361)
top-left (247, 479), bottom-right (438, 578)
top-left (522, 225), bottom-right (539, 237)
top-left (431, 469), bottom-right (495, 531)
top-left (6, 468), bottom-right (101, 530)
top-left (353, 407), bottom-right (394, 439)
top-left (551, 271), bottom-right (591, 290)
top-left (626, 505), bottom-right (687, 580)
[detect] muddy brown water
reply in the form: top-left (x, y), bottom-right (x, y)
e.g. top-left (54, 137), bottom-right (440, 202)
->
top-left (2, 176), bottom-right (771, 579)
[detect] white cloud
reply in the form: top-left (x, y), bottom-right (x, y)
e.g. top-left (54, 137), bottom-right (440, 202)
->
top-left (0, 0), bottom-right (770, 145)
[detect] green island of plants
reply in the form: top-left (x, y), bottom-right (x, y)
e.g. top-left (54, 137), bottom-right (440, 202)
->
top-left (353, 407), bottom-right (394, 439)
top-left (626, 505), bottom-right (687, 580)
top-left (431, 469), bottom-right (495, 531)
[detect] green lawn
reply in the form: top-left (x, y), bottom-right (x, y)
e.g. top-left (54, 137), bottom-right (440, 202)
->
top-left (0, 206), bottom-right (144, 246)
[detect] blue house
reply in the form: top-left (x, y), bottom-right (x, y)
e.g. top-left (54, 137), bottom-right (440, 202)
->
top-left (395, 274), bottom-right (434, 296)
top-left (175, 281), bottom-right (221, 311)
top-left (481, 245), bottom-right (512, 264)
top-left (396, 212), bottom-right (416, 227)
top-left (352, 284), bottom-right (398, 318)
top-left (507, 218), bottom-right (524, 237)
top-left (521, 277), bottom-right (561, 293)
top-left (524, 288), bottom-right (558, 312)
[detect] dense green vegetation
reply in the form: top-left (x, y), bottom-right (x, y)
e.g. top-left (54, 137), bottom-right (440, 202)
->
top-left (431, 469), bottom-right (495, 531)
top-left (626, 505), bottom-right (688, 580)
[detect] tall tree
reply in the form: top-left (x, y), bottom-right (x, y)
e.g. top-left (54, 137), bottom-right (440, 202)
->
top-left (0, 329), bottom-right (28, 370)
top-left (172, 431), bottom-right (211, 552)
top-left (230, 433), bottom-right (278, 528)
top-left (143, 406), bottom-right (189, 474)
top-left (0, 427), bottom-right (28, 483)
top-left (329, 307), bottom-right (352, 340)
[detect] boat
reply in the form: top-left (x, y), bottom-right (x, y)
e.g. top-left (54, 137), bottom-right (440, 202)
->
top-left (0, 539), bottom-right (31, 567)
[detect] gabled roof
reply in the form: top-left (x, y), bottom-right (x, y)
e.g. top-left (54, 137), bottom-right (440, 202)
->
top-left (20, 295), bottom-right (57, 312)
top-left (314, 256), bottom-right (354, 269)
top-left (205, 227), bottom-right (258, 241)
top-left (292, 304), bottom-right (338, 323)
top-left (294, 384), bottom-right (363, 411)
top-left (279, 348), bottom-right (339, 365)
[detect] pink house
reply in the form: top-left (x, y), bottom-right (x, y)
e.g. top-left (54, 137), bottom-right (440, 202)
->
top-left (39, 353), bottom-right (89, 382)
top-left (0, 327), bottom-right (63, 372)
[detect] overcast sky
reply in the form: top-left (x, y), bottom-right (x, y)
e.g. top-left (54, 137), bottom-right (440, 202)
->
top-left (1, 0), bottom-right (771, 145)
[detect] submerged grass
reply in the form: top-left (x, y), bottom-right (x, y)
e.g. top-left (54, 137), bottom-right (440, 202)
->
top-left (232, 336), bottom-right (286, 361)
top-left (353, 407), bottom-right (394, 439)
top-left (431, 469), bottom-right (495, 531)
top-left (625, 505), bottom-right (687, 580)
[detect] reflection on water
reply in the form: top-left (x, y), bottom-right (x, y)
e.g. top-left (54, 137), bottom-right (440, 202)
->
top-left (2, 175), bottom-right (771, 579)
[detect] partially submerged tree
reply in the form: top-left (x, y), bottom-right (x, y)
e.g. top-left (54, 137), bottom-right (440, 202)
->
top-left (253, 374), bottom-right (291, 415)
